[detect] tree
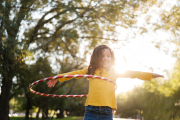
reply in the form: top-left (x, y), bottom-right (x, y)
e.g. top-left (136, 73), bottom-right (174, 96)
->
top-left (142, 0), bottom-right (180, 58)
top-left (116, 87), bottom-right (145, 119)
top-left (116, 78), bottom-right (178, 120)
top-left (10, 57), bottom-right (54, 120)
top-left (0, 0), bottom-right (158, 120)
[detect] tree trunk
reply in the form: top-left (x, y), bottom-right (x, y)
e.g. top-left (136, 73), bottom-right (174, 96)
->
top-left (25, 94), bottom-right (31, 120)
top-left (42, 108), bottom-right (45, 120)
top-left (0, 40), bottom-right (15, 120)
top-left (36, 107), bottom-right (41, 120)
top-left (45, 108), bottom-right (48, 119)
top-left (0, 77), bottom-right (12, 120)
top-left (42, 108), bottom-right (48, 120)
top-left (56, 108), bottom-right (64, 119)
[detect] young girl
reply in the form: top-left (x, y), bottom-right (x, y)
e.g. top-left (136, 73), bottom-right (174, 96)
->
top-left (47, 45), bottom-right (164, 120)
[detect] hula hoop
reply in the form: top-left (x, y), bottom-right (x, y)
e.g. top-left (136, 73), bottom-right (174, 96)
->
top-left (29, 74), bottom-right (117, 97)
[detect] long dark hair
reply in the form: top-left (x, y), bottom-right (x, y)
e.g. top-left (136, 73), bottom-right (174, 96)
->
top-left (87, 45), bottom-right (115, 75)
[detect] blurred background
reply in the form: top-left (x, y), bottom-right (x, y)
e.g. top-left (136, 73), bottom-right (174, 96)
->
top-left (0, 0), bottom-right (180, 120)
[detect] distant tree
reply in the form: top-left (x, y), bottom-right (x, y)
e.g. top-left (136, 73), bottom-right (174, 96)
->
top-left (117, 64), bottom-right (180, 120)
top-left (143, 0), bottom-right (180, 58)
top-left (116, 87), bottom-right (144, 119)
top-left (11, 57), bottom-right (54, 120)
top-left (116, 79), bottom-right (176, 120)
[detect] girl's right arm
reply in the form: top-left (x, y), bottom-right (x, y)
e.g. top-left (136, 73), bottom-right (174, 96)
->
top-left (47, 78), bottom-right (59, 87)
top-left (47, 68), bottom-right (88, 87)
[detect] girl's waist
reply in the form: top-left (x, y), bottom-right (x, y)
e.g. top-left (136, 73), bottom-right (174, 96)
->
top-left (86, 105), bottom-right (112, 111)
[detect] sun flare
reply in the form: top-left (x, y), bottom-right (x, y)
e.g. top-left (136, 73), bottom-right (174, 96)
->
top-left (110, 38), bottom-right (173, 94)
top-left (113, 49), bottom-right (141, 94)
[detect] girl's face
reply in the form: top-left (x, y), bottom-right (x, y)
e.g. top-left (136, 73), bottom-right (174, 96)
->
top-left (101, 49), bottom-right (112, 69)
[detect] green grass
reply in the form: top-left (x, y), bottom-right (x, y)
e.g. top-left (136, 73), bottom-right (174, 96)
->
top-left (10, 117), bottom-right (25, 120)
top-left (10, 116), bottom-right (83, 120)
top-left (60, 116), bottom-right (83, 120)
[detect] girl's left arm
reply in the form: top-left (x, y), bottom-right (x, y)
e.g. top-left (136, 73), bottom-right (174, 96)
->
top-left (152, 73), bottom-right (164, 78)
top-left (117, 70), bottom-right (164, 81)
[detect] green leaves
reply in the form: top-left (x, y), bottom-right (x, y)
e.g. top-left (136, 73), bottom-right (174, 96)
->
top-left (116, 60), bottom-right (180, 120)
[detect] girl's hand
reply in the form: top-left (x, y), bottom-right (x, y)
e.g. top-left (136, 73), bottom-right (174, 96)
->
top-left (152, 73), bottom-right (164, 78)
top-left (47, 78), bottom-right (59, 87)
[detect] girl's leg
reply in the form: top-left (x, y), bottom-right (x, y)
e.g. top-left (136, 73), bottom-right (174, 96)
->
top-left (84, 106), bottom-right (98, 120)
top-left (98, 107), bottom-right (113, 120)
top-left (98, 113), bottom-right (113, 120)
top-left (83, 106), bottom-right (113, 120)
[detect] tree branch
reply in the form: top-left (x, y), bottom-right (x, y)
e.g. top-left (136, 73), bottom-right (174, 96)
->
top-left (30, 7), bottom-right (92, 51)
top-left (36, 31), bottom-right (50, 36)
top-left (35, 37), bottom-right (51, 40)
top-left (13, 1), bottom-right (36, 38)
top-left (28, 6), bottom-right (91, 47)
top-left (0, 5), bottom-right (4, 43)
top-left (53, 8), bottom-right (91, 35)
top-left (4, 1), bottom-right (12, 37)
top-left (41, 7), bottom-right (90, 27)
top-left (30, 35), bottom-right (61, 51)
top-left (31, 30), bottom-right (76, 51)
top-left (79, 36), bottom-right (126, 42)
top-left (40, 9), bottom-right (68, 28)
top-left (61, 39), bottom-right (76, 58)
top-left (27, 7), bottom-right (60, 46)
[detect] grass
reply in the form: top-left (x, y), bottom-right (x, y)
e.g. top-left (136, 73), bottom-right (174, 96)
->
top-left (60, 116), bottom-right (83, 120)
top-left (10, 116), bottom-right (83, 120)
top-left (10, 117), bottom-right (25, 120)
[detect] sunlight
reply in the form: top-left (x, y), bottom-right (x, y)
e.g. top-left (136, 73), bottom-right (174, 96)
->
top-left (114, 58), bottom-right (127, 74)
top-left (113, 47), bottom-right (141, 94)
top-left (110, 36), bottom-right (175, 94)
top-left (115, 78), bottom-right (144, 94)
top-left (83, 35), bottom-right (175, 94)
top-left (113, 48), bottom-right (142, 94)
top-left (113, 45), bottom-right (130, 74)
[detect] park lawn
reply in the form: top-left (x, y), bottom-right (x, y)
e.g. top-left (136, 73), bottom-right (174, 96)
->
top-left (61, 116), bottom-right (83, 120)
top-left (10, 116), bottom-right (83, 120)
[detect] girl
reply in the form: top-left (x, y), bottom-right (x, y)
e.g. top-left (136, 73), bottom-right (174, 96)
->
top-left (47, 45), bottom-right (164, 120)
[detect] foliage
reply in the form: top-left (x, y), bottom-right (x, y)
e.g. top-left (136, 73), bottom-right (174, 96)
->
top-left (116, 60), bottom-right (180, 120)
top-left (116, 84), bottom-right (173, 120)
top-left (142, 0), bottom-right (180, 58)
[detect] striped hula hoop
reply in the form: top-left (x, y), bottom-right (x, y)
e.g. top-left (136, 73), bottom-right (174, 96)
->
top-left (29, 74), bottom-right (117, 97)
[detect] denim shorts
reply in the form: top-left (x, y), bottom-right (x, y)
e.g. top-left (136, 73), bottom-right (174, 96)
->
top-left (84, 105), bottom-right (113, 120)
